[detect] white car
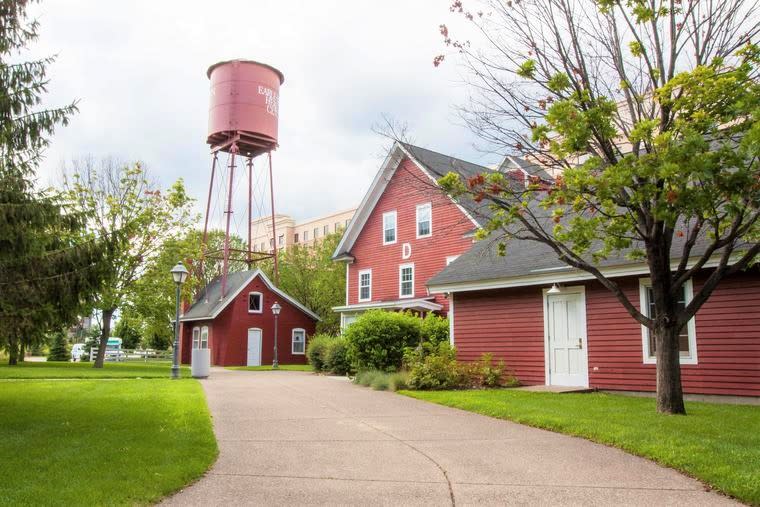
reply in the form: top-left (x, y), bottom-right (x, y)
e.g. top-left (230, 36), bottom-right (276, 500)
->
top-left (71, 343), bottom-right (87, 362)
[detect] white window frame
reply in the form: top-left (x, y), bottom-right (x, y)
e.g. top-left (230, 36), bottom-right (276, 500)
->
top-left (358, 269), bottom-right (372, 302)
top-left (200, 326), bottom-right (209, 350)
top-left (382, 210), bottom-right (397, 245)
top-left (416, 202), bottom-right (432, 238)
top-left (639, 278), bottom-right (698, 365)
top-left (303, 230), bottom-right (309, 242)
top-left (248, 291), bottom-right (263, 314)
top-left (445, 255), bottom-right (459, 266)
top-left (291, 328), bottom-right (306, 355)
top-left (399, 263), bottom-right (414, 299)
top-left (192, 327), bottom-right (200, 349)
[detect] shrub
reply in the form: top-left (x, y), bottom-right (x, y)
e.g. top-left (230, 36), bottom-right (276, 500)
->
top-left (387, 371), bottom-right (409, 391)
top-left (323, 336), bottom-right (351, 375)
top-left (354, 370), bottom-right (410, 392)
top-left (407, 342), bottom-right (463, 390)
top-left (354, 370), bottom-right (382, 387)
top-left (420, 313), bottom-right (449, 345)
top-left (47, 332), bottom-right (70, 362)
top-left (344, 310), bottom-right (421, 371)
top-left (306, 333), bottom-right (334, 372)
top-left (371, 374), bottom-right (390, 390)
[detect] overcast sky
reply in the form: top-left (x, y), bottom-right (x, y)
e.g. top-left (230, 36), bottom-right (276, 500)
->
top-left (28, 1), bottom-right (495, 228)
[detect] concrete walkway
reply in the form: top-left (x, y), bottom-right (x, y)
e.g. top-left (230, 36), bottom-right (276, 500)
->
top-left (164, 369), bottom-right (735, 506)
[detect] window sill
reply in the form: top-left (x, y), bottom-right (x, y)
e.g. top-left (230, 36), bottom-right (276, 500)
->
top-left (643, 356), bottom-right (698, 366)
top-left (248, 310), bottom-right (263, 314)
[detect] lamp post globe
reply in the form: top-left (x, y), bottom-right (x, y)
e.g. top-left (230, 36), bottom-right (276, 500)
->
top-left (271, 302), bottom-right (281, 369)
top-left (170, 261), bottom-right (188, 379)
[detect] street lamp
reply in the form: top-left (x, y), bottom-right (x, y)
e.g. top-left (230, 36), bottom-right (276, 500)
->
top-left (271, 301), bottom-right (281, 369)
top-left (170, 261), bottom-right (189, 380)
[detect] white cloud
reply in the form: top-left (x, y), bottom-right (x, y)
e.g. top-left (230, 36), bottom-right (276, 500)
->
top-left (28, 0), bottom-right (498, 231)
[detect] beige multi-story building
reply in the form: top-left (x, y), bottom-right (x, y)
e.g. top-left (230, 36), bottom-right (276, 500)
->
top-left (251, 208), bottom-right (356, 253)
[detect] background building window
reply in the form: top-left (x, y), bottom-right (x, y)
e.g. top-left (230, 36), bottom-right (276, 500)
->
top-left (383, 211), bottom-right (397, 244)
top-left (292, 328), bottom-right (306, 354)
top-left (323, 224), bottom-right (329, 236)
top-left (399, 264), bottom-right (414, 297)
top-left (199, 326), bottom-right (209, 349)
top-left (192, 327), bottom-right (200, 349)
top-left (303, 230), bottom-right (309, 242)
top-left (294, 233), bottom-right (299, 243)
top-left (639, 279), bottom-right (697, 364)
top-left (313, 227), bottom-right (319, 239)
top-left (359, 269), bottom-right (372, 302)
top-left (278, 234), bottom-right (284, 246)
top-left (416, 202), bottom-right (432, 237)
top-left (248, 292), bottom-right (263, 313)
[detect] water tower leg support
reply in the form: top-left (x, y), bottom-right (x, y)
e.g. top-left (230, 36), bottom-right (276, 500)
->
top-left (268, 150), bottom-right (279, 285)
top-left (247, 157), bottom-right (253, 270)
top-left (199, 152), bottom-right (218, 282)
top-left (222, 146), bottom-right (238, 298)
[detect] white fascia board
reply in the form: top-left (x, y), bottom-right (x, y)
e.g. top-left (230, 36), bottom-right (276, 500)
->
top-left (427, 256), bottom-right (728, 294)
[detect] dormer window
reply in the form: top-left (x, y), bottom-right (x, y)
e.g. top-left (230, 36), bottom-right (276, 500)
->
top-left (383, 211), bottom-right (397, 245)
top-left (416, 203), bottom-right (432, 238)
top-left (248, 292), bottom-right (263, 313)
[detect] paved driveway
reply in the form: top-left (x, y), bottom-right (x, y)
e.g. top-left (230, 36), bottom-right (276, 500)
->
top-left (164, 369), bottom-right (734, 506)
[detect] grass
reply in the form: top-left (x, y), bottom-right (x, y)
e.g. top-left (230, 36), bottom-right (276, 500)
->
top-left (0, 361), bottom-right (190, 379)
top-left (354, 370), bottom-right (409, 391)
top-left (226, 364), bottom-right (312, 371)
top-left (0, 378), bottom-right (217, 505)
top-left (400, 389), bottom-right (760, 505)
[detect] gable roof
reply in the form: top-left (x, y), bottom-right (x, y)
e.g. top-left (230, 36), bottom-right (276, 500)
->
top-left (332, 142), bottom-right (492, 260)
top-left (497, 155), bottom-right (555, 182)
top-left (180, 269), bottom-right (320, 322)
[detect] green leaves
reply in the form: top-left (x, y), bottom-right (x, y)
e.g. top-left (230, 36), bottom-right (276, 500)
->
top-left (516, 59), bottom-right (537, 79)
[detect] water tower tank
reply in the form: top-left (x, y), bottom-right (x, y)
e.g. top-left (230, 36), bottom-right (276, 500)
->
top-left (206, 59), bottom-right (285, 156)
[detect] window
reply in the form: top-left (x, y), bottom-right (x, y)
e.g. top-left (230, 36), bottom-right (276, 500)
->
top-left (292, 328), bottom-right (306, 354)
top-left (446, 255), bottom-right (459, 266)
top-left (639, 278), bottom-right (697, 364)
top-left (416, 202), bottom-right (432, 238)
top-left (248, 292), bottom-right (263, 313)
top-left (198, 326), bottom-right (208, 349)
top-left (294, 233), bottom-right (299, 243)
top-left (383, 211), bottom-right (397, 245)
top-left (399, 263), bottom-right (414, 298)
top-left (323, 224), bottom-right (329, 236)
top-left (192, 327), bottom-right (200, 349)
top-left (358, 269), bottom-right (372, 302)
top-left (269, 238), bottom-right (274, 247)
top-left (313, 227), bottom-right (319, 239)
top-left (278, 234), bottom-right (284, 246)
top-left (303, 230), bottom-right (309, 242)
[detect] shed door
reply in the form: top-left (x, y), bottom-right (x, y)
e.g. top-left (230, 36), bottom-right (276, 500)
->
top-left (546, 292), bottom-right (588, 387)
top-left (247, 328), bottom-right (262, 367)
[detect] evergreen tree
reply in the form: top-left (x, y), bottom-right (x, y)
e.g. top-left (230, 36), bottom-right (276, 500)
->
top-left (0, 0), bottom-right (109, 364)
top-left (46, 331), bottom-right (69, 362)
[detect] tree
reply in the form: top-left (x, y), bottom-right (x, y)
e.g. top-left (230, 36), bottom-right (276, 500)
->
top-left (113, 314), bottom-right (142, 349)
top-left (0, 0), bottom-right (109, 364)
top-left (265, 233), bottom-right (346, 334)
top-left (47, 331), bottom-right (69, 362)
top-left (435, 0), bottom-right (759, 413)
top-left (63, 158), bottom-right (195, 368)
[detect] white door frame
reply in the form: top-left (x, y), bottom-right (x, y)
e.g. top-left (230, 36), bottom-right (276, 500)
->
top-left (542, 286), bottom-right (589, 387)
top-left (247, 328), bottom-right (263, 366)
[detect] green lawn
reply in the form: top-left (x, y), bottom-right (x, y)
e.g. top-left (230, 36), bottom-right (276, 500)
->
top-left (400, 389), bottom-right (760, 505)
top-left (0, 361), bottom-right (190, 379)
top-left (226, 364), bottom-right (312, 372)
top-left (0, 379), bottom-right (217, 505)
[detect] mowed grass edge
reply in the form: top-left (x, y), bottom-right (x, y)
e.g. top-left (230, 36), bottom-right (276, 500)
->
top-left (0, 378), bottom-right (218, 505)
top-left (0, 361), bottom-right (190, 379)
top-left (400, 389), bottom-right (760, 505)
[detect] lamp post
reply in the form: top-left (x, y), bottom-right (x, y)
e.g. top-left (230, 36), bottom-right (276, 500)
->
top-left (170, 261), bottom-right (189, 379)
top-left (271, 301), bottom-right (281, 369)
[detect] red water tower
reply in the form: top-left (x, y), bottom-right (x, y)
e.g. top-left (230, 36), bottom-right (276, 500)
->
top-left (200, 59), bottom-right (284, 297)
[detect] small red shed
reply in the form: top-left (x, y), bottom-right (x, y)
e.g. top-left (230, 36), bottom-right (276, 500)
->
top-left (178, 269), bottom-right (319, 367)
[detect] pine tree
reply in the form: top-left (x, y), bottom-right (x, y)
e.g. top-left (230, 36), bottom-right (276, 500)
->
top-left (0, 0), bottom-right (109, 364)
top-left (46, 331), bottom-right (69, 362)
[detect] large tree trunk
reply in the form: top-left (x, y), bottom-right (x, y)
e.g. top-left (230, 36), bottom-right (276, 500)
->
top-left (93, 307), bottom-right (115, 369)
top-left (19, 342), bottom-right (25, 362)
top-left (654, 324), bottom-right (686, 414)
top-left (7, 337), bottom-right (18, 365)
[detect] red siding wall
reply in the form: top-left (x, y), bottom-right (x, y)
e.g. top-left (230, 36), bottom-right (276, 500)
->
top-left (347, 158), bottom-right (475, 313)
top-left (180, 276), bottom-right (317, 367)
top-left (452, 271), bottom-right (760, 397)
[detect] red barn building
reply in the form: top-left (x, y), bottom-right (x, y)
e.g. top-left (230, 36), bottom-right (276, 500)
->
top-left (178, 269), bottom-right (319, 367)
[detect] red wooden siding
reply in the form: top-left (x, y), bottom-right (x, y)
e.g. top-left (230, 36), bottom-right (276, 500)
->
top-left (452, 288), bottom-right (546, 385)
top-left (452, 270), bottom-right (760, 397)
top-left (347, 158), bottom-right (474, 313)
top-left (180, 276), bottom-right (317, 367)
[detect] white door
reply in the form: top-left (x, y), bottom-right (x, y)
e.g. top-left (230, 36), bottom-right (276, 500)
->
top-left (247, 328), bottom-right (262, 366)
top-left (545, 291), bottom-right (588, 387)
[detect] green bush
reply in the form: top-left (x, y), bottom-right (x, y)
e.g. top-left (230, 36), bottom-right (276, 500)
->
top-left (459, 353), bottom-right (517, 388)
top-left (387, 371), bottom-right (409, 391)
top-left (354, 370), bottom-right (382, 387)
top-left (370, 374), bottom-right (390, 390)
top-left (47, 332), bottom-right (70, 362)
top-left (306, 333), bottom-right (334, 372)
top-left (344, 310), bottom-right (421, 372)
top-left (323, 336), bottom-right (351, 375)
top-left (354, 370), bottom-right (410, 392)
top-left (407, 342), bottom-right (463, 390)
top-left (420, 313), bottom-right (449, 345)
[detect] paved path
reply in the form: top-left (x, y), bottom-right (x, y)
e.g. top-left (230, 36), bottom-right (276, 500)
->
top-left (164, 369), bottom-right (735, 506)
